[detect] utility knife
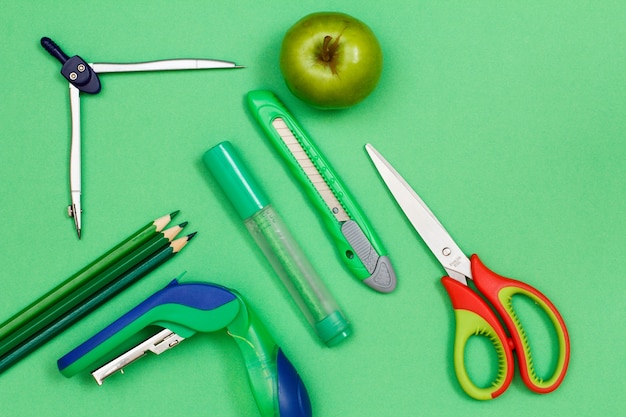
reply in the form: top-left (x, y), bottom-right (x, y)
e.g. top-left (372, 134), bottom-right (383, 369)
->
top-left (246, 90), bottom-right (396, 293)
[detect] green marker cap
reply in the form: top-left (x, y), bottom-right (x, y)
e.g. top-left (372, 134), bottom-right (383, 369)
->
top-left (315, 311), bottom-right (352, 347)
top-left (203, 141), bottom-right (270, 220)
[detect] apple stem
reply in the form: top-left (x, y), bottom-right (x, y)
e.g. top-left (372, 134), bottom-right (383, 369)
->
top-left (321, 34), bottom-right (341, 75)
top-left (321, 35), bottom-right (334, 62)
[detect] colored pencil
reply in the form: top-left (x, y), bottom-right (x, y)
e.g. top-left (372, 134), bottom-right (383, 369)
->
top-left (0, 232), bottom-right (196, 374)
top-left (0, 221), bottom-right (186, 357)
top-left (0, 211), bottom-right (178, 356)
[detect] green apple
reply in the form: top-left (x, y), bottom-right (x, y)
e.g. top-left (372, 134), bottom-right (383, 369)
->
top-left (279, 12), bottom-right (383, 109)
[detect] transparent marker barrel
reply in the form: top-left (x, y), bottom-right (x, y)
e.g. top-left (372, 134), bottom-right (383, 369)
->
top-left (203, 141), bottom-right (351, 346)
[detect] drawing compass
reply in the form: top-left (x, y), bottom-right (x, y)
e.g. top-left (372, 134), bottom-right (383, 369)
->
top-left (41, 37), bottom-right (242, 238)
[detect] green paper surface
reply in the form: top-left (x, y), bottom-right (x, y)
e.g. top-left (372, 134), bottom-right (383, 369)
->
top-left (0, 1), bottom-right (624, 416)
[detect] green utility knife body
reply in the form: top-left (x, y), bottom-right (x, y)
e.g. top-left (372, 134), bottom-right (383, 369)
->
top-left (246, 90), bottom-right (396, 293)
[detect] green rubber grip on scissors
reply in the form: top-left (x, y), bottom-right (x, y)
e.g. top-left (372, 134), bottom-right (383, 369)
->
top-left (442, 277), bottom-right (515, 400)
top-left (246, 90), bottom-right (395, 292)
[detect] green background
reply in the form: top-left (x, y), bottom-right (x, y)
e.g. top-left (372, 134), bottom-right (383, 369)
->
top-left (1, 1), bottom-right (624, 416)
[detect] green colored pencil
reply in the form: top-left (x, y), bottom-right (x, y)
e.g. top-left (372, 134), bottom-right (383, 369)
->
top-left (0, 232), bottom-right (196, 375)
top-left (0, 221), bottom-right (186, 357)
top-left (0, 211), bottom-right (178, 355)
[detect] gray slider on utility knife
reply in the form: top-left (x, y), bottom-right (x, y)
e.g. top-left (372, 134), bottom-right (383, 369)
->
top-left (41, 37), bottom-right (243, 239)
top-left (246, 90), bottom-right (396, 293)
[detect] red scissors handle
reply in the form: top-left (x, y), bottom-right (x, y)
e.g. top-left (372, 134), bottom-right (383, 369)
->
top-left (471, 254), bottom-right (570, 394)
top-left (442, 255), bottom-right (570, 400)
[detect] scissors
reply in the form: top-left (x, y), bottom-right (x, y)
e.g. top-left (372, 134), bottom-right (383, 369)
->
top-left (365, 144), bottom-right (570, 400)
top-left (41, 37), bottom-right (242, 238)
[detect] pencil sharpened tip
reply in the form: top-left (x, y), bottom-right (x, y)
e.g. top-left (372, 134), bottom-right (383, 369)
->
top-left (179, 221), bottom-right (189, 228)
top-left (187, 232), bottom-right (197, 240)
top-left (170, 210), bottom-right (180, 219)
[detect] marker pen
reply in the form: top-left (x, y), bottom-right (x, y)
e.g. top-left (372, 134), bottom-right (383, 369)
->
top-left (203, 141), bottom-right (351, 346)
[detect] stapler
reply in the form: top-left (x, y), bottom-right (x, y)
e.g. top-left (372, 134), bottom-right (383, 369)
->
top-left (57, 279), bottom-right (312, 417)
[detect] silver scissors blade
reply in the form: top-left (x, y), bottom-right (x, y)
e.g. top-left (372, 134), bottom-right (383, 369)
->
top-left (91, 59), bottom-right (242, 74)
top-left (365, 144), bottom-right (471, 284)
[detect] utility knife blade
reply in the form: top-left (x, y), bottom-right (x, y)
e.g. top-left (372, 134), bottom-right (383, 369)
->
top-left (246, 90), bottom-right (396, 293)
